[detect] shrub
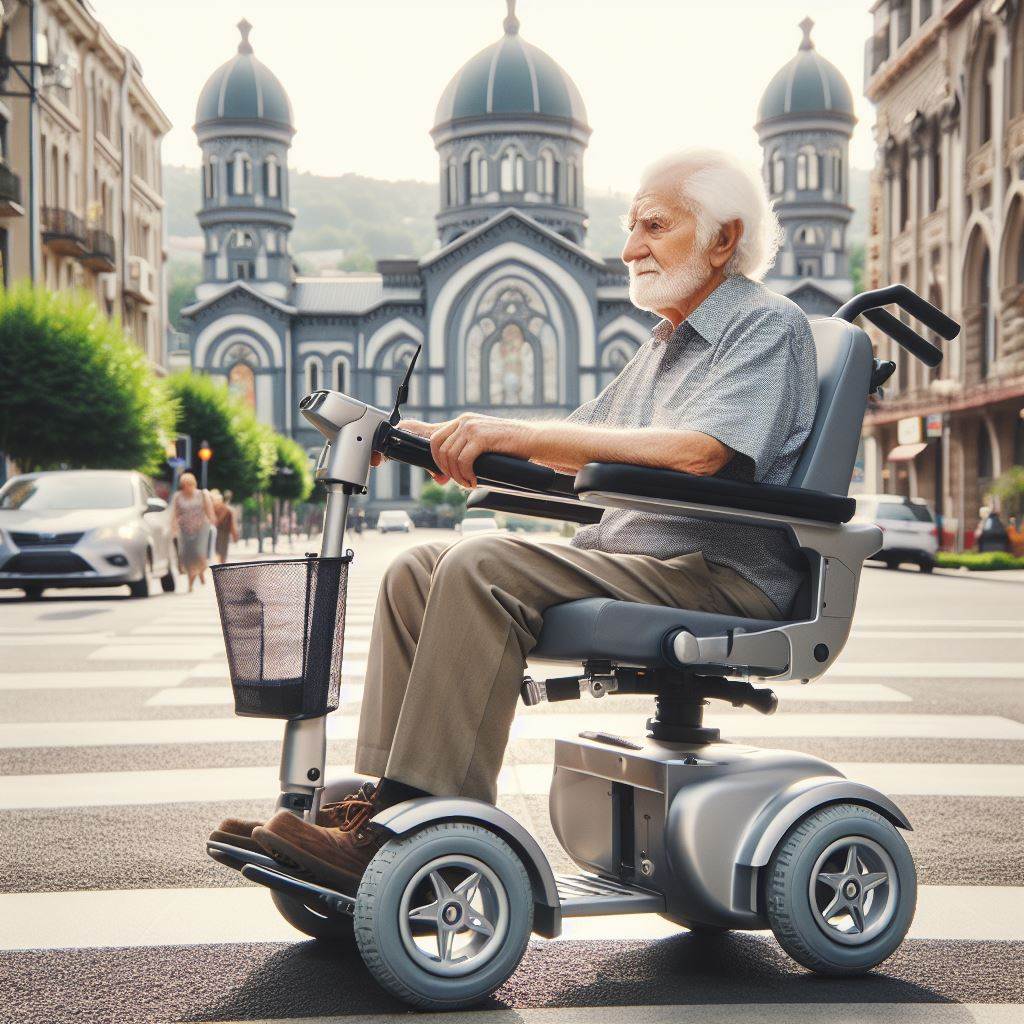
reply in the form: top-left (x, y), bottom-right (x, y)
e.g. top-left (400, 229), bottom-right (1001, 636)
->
top-left (0, 284), bottom-right (175, 473)
top-left (936, 551), bottom-right (1024, 571)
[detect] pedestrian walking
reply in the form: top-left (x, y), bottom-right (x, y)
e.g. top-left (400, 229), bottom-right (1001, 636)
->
top-left (210, 489), bottom-right (239, 565)
top-left (171, 471), bottom-right (216, 592)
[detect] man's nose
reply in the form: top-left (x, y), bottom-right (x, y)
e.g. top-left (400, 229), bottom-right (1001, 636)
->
top-left (621, 229), bottom-right (649, 266)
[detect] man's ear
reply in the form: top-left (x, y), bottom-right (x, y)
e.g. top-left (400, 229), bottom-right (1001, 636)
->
top-left (708, 219), bottom-right (743, 270)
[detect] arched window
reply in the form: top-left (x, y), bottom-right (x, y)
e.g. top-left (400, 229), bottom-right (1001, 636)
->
top-left (831, 150), bottom-right (843, 195)
top-left (566, 158), bottom-right (578, 206)
top-left (474, 150), bottom-right (488, 194)
top-left (230, 153), bottom-right (253, 196)
top-left (228, 361), bottom-right (256, 410)
top-left (203, 158), bottom-right (217, 200)
top-left (305, 359), bottom-right (321, 395)
top-left (500, 148), bottom-right (524, 193)
top-left (334, 358), bottom-right (347, 394)
top-left (228, 229), bottom-right (256, 249)
top-left (263, 155), bottom-right (280, 198)
top-left (795, 146), bottom-right (819, 191)
top-left (770, 150), bottom-right (785, 195)
top-left (794, 225), bottom-right (820, 247)
top-left (447, 158), bottom-right (457, 206)
top-left (538, 149), bottom-right (556, 197)
top-left (979, 36), bottom-right (996, 146)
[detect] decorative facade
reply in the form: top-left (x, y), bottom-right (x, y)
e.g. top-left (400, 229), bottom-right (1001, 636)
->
top-left (183, 7), bottom-right (650, 510)
top-left (756, 17), bottom-right (856, 317)
top-left (861, 0), bottom-right (1024, 544)
top-left (0, 0), bottom-right (172, 366)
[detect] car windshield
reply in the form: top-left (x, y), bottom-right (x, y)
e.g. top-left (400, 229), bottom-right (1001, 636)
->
top-left (875, 502), bottom-right (917, 522)
top-left (0, 475), bottom-right (134, 510)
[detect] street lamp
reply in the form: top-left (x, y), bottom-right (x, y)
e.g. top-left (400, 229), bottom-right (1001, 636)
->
top-left (197, 441), bottom-right (212, 489)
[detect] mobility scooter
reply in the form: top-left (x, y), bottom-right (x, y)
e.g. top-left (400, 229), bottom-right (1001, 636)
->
top-left (207, 285), bottom-right (958, 1009)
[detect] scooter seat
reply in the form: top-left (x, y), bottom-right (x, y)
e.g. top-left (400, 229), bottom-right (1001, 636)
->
top-left (532, 597), bottom-right (793, 666)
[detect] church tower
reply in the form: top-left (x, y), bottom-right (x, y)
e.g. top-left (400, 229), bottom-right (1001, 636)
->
top-left (755, 17), bottom-right (855, 316)
top-left (431, 1), bottom-right (591, 246)
top-left (193, 20), bottom-right (295, 303)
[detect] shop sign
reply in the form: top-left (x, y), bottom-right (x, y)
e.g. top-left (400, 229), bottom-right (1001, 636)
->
top-left (897, 416), bottom-right (923, 445)
top-left (925, 413), bottom-right (944, 438)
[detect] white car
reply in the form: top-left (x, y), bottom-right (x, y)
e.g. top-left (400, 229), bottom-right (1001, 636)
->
top-left (853, 494), bottom-right (939, 573)
top-left (457, 515), bottom-right (504, 536)
top-left (0, 469), bottom-right (176, 599)
top-left (377, 509), bottom-right (413, 533)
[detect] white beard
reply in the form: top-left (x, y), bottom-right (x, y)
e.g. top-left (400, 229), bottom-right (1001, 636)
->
top-left (628, 251), bottom-right (710, 313)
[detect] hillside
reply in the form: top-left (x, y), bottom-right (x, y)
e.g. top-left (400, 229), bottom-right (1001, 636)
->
top-left (164, 163), bottom-right (871, 324)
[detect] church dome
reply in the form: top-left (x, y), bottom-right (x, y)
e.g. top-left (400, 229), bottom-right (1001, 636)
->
top-left (434, 1), bottom-right (588, 129)
top-left (757, 18), bottom-right (854, 126)
top-left (195, 20), bottom-right (293, 130)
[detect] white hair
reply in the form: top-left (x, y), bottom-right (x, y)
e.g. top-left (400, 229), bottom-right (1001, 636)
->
top-left (640, 149), bottom-right (784, 281)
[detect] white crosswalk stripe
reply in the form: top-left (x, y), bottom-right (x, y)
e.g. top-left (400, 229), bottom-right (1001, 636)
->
top-left (2, 884), bottom-right (1021, 951)
top-left (1, 761), bottom-right (1019, 810)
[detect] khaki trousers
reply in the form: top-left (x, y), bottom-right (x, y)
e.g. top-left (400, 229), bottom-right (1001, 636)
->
top-left (353, 534), bottom-right (779, 803)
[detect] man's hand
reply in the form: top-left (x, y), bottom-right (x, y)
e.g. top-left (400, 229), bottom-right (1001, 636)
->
top-left (372, 414), bottom-right (535, 488)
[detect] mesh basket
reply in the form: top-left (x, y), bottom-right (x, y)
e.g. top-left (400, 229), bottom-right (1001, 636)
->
top-left (211, 554), bottom-right (352, 720)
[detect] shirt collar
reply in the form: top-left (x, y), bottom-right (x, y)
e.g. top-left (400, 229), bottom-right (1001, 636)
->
top-left (649, 275), bottom-right (751, 346)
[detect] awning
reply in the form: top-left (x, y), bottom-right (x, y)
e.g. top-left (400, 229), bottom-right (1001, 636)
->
top-left (887, 442), bottom-right (928, 463)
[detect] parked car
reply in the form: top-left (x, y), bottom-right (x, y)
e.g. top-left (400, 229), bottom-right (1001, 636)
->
top-left (377, 509), bottom-right (414, 534)
top-left (457, 515), bottom-right (504, 536)
top-left (853, 494), bottom-right (939, 572)
top-left (0, 470), bottom-right (176, 599)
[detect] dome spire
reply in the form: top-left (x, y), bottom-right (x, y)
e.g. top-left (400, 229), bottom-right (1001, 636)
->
top-left (799, 16), bottom-right (815, 51)
top-left (237, 18), bottom-right (253, 55)
top-left (503, 0), bottom-right (520, 36)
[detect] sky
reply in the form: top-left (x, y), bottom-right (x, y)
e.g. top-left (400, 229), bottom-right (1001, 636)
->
top-left (91, 0), bottom-right (878, 193)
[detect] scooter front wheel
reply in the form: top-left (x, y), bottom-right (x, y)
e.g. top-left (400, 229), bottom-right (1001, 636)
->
top-left (354, 822), bottom-right (533, 1009)
top-left (764, 802), bottom-right (916, 975)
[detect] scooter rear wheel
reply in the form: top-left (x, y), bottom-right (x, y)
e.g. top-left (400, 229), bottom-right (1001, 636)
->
top-left (764, 802), bottom-right (916, 975)
top-left (354, 822), bottom-right (533, 1010)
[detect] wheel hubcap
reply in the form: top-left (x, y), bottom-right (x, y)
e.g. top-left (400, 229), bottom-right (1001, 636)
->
top-left (398, 854), bottom-right (509, 977)
top-left (808, 836), bottom-right (898, 946)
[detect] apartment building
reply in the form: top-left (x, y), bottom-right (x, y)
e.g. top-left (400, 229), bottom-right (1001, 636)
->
top-left (0, 0), bottom-right (171, 366)
top-left (862, 0), bottom-right (1024, 545)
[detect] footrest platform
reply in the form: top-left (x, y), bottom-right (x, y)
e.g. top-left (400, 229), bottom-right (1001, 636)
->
top-left (556, 873), bottom-right (665, 917)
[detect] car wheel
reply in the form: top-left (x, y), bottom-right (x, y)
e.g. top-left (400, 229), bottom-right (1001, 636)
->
top-left (160, 570), bottom-right (176, 593)
top-left (884, 559), bottom-right (899, 570)
top-left (129, 557), bottom-right (151, 599)
top-left (919, 557), bottom-right (934, 574)
top-left (22, 585), bottom-right (44, 601)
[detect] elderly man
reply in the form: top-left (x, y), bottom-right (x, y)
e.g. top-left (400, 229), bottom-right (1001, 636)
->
top-left (215, 148), bottom-right (818, 892)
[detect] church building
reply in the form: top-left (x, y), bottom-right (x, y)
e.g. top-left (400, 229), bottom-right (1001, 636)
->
top-left (182, 5), bottom-right (651, 509)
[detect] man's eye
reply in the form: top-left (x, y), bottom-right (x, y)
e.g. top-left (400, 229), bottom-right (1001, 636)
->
top-left (646, 221), bottom-right (663, 231)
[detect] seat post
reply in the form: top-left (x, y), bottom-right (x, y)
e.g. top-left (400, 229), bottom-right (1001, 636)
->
top-left (646, 670), bottom-right (722, 744)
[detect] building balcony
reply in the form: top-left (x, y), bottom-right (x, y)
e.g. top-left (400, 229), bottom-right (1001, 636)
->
top-left (124, 254), bottom-right (156, 305)
top-left (81, 229), bottom-right (116, 272)
top-left (0, 163), bottom-right (24, 217)
top-left (42, 207), bottom-right (87, 256)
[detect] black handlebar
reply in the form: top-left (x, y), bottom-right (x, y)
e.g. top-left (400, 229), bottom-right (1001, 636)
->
top-left (862, 308), bottom-right (943, 368)
top-left (836, 284), bottom-right (960, 340)
top-left (374, 424), bottom-right (578, 496)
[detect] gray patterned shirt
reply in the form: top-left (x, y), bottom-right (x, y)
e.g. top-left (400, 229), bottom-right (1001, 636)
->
top-left (568, 274), bottom-right (817, 615)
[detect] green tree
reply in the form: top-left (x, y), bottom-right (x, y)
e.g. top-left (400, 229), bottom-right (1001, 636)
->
top-left (849, 243), bottom-right (865, 296)
top-left (992, 466), bottom-right (1024, 520)
top-left (0, 284), bottom-right (175, 473)
top-left (167, 259), bottom-right (202, 331)
top-left (267, 430), bottom-right (313, 502)
top-left (163, 372), bottom-right (274, 499)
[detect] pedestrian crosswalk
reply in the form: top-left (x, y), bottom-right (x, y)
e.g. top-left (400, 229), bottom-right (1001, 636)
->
top-left (0, 537), bottom-right (1022, 1022)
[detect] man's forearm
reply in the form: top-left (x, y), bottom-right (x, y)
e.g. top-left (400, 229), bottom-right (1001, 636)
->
top-left (522, 420), bottom-right (730, 476)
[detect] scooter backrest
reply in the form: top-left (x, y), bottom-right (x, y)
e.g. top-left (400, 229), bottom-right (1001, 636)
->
top-left (788, 318), bottom-right (874, 497)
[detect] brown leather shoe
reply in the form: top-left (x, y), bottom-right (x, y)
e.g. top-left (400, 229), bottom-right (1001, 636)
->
top-left (209, 782), bottom-right (377, 855)
top-left (254, 796), bottom-right (385, 893)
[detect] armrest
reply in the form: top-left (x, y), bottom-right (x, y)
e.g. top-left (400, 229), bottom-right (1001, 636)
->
top-left (574, 463), bottom-right (855, 525)
top-left (466, 486), bottom-right (604, 525)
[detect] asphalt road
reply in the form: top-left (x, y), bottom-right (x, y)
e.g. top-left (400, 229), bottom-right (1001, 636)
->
top-left (0, 528), bottom-right (1021, 1024)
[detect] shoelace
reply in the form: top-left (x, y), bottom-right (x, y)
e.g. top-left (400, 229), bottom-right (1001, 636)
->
top-left (318, 783), bottom-right (377, 830)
